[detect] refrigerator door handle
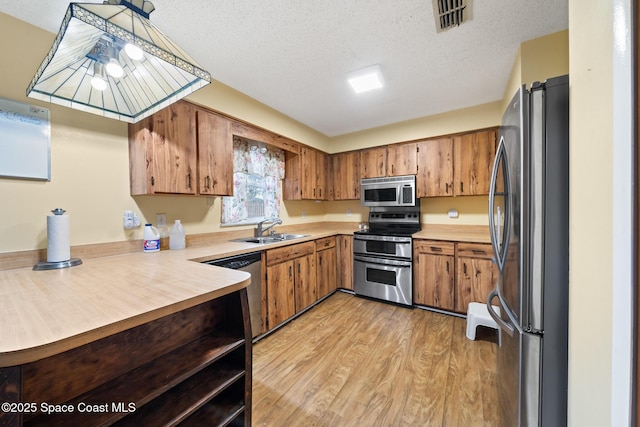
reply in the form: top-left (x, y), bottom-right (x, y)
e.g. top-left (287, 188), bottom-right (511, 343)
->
top-left (488, 142), bottom-right (500, 264)
top-left (487, 289), bottom-right (515, 337)
top-left (488, 136), bottom-right (509, 272)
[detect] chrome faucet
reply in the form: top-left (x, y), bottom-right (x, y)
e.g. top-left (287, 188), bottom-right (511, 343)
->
top-left (254, 217), bottom-right (282, 237)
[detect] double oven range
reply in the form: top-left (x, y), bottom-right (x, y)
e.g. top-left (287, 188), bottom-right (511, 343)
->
top-left (353, 204), bottom-right (420, 306)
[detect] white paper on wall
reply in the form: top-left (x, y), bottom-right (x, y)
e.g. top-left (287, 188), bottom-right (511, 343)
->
top-left (0, 97), bottom-right (51, 180)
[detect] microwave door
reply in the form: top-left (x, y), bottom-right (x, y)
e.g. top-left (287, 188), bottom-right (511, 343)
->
top-left (362, 185), bottom-right (398, 205)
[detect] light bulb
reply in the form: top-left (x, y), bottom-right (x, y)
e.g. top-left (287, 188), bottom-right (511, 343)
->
top-left (124, 43), bottom-right (144, 60)
top-left (91, 75), bottom-right (108, 91)
top-left (105, 58), bottom-right (124, 78)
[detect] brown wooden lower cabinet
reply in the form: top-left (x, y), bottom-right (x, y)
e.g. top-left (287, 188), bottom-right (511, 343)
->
top-left (316, 236), bottom-right (337, 299)
top-left (336, 235), bottom-right (354, 290)
top-left (265, 241), bottom-right (316, 331)
top-left (0, 290), bottom-right (252, 427)
top-left (414, 239), bottom-right (497, 314)
top-left (455, 243), bottom-right (497, 313)
top-left (263, 236), bottom-right (349, 333)
top-left (413, 240), bottom-right (455, 311)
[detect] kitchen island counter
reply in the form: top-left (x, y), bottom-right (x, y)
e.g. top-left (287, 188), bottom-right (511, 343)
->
top-left (0, 250), bottom-right (251, 368)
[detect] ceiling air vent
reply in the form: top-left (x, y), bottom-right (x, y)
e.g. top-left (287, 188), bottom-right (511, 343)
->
top-left (433, 0), bottom-right (471, 32)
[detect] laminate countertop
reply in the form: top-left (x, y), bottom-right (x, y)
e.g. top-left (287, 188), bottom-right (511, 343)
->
top-left (0, 223), bottom-right (356, 367)
top-left (0, 222), bottom-right (488, 367)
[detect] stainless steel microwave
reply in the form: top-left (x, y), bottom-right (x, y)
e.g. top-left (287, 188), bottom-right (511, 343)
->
top-left (360, 175), bottom-right (416, 207)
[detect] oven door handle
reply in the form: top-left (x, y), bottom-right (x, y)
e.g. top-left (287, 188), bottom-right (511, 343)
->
top-left (353, 234), bottom-right (412, 243)
top-left (354, 255), bottom-right (412, 268)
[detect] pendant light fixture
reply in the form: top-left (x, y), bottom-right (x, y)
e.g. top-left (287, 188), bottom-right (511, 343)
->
top-left (26, 0), bottom-right (211, 123)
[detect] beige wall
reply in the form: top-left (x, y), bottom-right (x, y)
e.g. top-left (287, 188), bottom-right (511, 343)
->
top-left (329, 102), bottom-right (502, 152)
top-left (502, 30), bottom-right (570, 112)
top-left (0, 15), bottom-right (572, 252)
top-left (521, 30), bottom-right (570, 88)
top-left (0, 13), bottom-right (330, 253)
top-left (567, 1), bottom-right (614, 425)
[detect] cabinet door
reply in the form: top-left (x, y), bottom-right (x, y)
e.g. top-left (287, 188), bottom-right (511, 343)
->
top-left (453, 129), bottom-right (497, 196)
top-left (416, 138), bottom-right (453, 197)
top-left (336, 235), bottom-right (353, 290)
top-left (316, 151), bottom-right (330, 200)
top-left (414, 240), bottom-right (455, 310)
top-left (294, 254), bottom-right (317, 313)
top-left (316, 244), bottom-right (337, 299)
top-left (332, 152), bottom-right (361, 200)
top-left (300, 146), bottom-right (318, 199)
top-left (129, 101), bottom-right (197, 195)
top-left (266, 261), bottom-right (296, 330)
top-left (387, 142), bottom-right (418, 176)
top-left (360, 147), bottom-right (387, 178)
top-left (196, 109), bottom-right (233, 196)
top-left (455, 254), bottom-right (497, 313)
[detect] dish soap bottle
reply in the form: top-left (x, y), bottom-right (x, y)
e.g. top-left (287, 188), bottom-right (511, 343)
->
top-left (169, 220), bottom-right (186, 250)
top-left (143, 224), bottom-right (160, 253)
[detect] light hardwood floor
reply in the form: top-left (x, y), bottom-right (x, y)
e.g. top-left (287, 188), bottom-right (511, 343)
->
top-left (252, 291), bottom-right (499, 427)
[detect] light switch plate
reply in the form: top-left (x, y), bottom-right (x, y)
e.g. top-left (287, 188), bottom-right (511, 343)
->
top-left (156, 213), bottom-right (166, 228)
top-left (448, 209), bottom-right (459, 219)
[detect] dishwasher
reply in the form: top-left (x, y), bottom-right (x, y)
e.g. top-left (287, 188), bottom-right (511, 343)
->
top-left (204, 251), bottom-right (262, 338)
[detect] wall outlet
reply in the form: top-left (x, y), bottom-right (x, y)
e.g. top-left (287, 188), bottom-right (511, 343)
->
top-left (156, 213), bottom-right (167, 228)
top-left (448, 209), bottom-right (459, 219)
top-left (123, 210), bottom-right (141, 229)
top-left (346, 209), bottom-right (352, 217)
top-left (302, 210), bottom-right (306, 218)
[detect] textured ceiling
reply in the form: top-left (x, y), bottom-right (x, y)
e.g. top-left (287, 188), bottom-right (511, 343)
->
top-left (0, 0), bottom-right (568, 137)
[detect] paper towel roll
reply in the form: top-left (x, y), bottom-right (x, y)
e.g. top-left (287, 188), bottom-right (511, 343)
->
top-left (47, 213), bottom-right (70, 262)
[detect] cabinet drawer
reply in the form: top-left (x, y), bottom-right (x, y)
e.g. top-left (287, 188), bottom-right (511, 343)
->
top-left (266, 241), bottom-right (315, 266)
top-left (414, 240), bottom-right (455, 256)
top-left (456, 243), bottom-right (493, 259)
top-left (315, 236), bottom-right (336, 251)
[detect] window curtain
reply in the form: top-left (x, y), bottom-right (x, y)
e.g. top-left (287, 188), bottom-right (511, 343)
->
top-left (221, 137), bottom-right (285, 224)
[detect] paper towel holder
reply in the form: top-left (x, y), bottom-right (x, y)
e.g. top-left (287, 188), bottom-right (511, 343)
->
top-left (33, 208), bottom-right (83, 271)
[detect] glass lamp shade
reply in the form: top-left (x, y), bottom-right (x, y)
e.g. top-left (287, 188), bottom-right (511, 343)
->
top-left (26, 2), bottom-right (211, 123)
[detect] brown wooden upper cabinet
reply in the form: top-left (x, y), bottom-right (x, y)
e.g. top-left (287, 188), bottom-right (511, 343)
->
top-left (331, 151), bottom-right (361, 200)
top-left (387, 142), bottom-right (418, 176)
top-left (195, 108), bottom-right (233, 196)
top-left (416, 128), bottom-right (497, 197)
top-left (360, 143), bottom-right (418, 178)
top-left (284, 146), bottom-right (332, 201)
top-left (453, 129), bottom-right (497, 196)
top-left (416, 137), bottom-right (454, 197)
top-left (129, 101), bottom-right (233, 196)
top-left (129, 101), bottom-right (198, 195)
top-left (360, 146), bottom-right (387, 178)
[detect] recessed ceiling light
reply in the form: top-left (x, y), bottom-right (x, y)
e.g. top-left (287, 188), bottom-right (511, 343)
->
top-left (347, 64), bottom-right (384, 94)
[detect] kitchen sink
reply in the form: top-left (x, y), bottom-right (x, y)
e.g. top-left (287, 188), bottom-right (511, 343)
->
top-left (231, 233), bottom-right (310, 244)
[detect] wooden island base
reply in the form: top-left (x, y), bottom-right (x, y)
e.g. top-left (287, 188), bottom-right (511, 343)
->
top-left (0, 289), bottom-right (252, 427)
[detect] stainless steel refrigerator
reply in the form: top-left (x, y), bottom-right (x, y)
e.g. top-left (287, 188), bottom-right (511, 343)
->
top-left (487, 74), bottom-right (569, 427)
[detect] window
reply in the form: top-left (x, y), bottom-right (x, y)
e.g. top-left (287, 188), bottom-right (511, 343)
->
top-left (221, 137), bottom-right (285, 225)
